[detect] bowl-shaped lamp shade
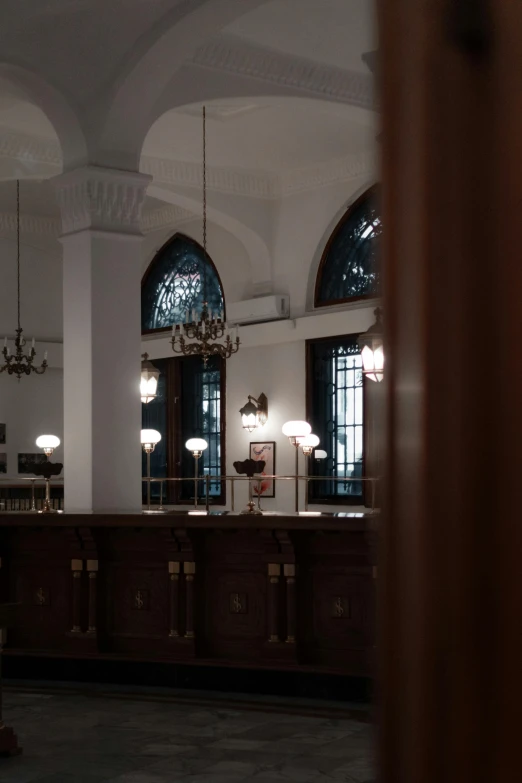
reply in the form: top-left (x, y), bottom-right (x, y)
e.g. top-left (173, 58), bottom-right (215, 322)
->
top-left (282, 421), bottom-right (311, 443)
top-left (36, 435), bottom-right (61, 451)
top-left (315, 449), bottom-right (327, 460)
top-left (186, 438), bottom-right (208, 454)
top-left (301, 434), bottom-right (320, 449)
top-left (141, 429), bottom-right (162, 447)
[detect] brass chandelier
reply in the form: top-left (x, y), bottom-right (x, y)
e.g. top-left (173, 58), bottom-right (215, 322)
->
top-left (171, 106), bottom-right (240, 367)
top-left (1, 180), bottom-right (48, 379)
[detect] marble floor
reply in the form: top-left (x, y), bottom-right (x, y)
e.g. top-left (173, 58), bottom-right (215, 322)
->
top-left (0, 685), bottom-right (376, 783)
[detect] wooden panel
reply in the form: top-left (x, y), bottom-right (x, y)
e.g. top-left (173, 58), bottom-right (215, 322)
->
top-left (0, 516), bottom-right (377, 676)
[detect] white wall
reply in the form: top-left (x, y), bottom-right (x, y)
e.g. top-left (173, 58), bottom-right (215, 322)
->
top-left (0, 235), bottom-right (63, 341)
top-left (0, 368), bottom-right (64, 478)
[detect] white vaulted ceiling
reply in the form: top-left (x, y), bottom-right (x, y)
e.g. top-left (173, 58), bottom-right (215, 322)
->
top-left (225, 0), bottom-right (375, 72)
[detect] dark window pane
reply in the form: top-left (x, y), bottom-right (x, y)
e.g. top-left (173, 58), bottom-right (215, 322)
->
top-left (316, 188), bottom-right (381, 305)
top-left (179, 356), bottom-right (222, 500)
top-left (142, 234), bottom-right (224, 331)
top-left (308, 337), bottom-right (364, 503)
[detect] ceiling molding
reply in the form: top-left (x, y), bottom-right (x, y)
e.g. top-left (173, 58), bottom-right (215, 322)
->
top-left (141, 204), bottom-right (194, 233)
top-left (0, 126), bottom-right (61, 167)
top-left (0, 129), bottom-right (375, 205)
top-left (0, 205), bottom-right (194, 239)
top-left (281, 151), bottom-right (378, 196)
top-left (140, 155), bottom-right (279, 199)
top-left (191, 35), bottom-right (376, 111)
top-left (0, 211), bottom-right (60, 236)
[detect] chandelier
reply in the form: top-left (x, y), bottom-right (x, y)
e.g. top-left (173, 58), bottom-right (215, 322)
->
top-left (171, 106), bottom-right (240, 367)
top-left (1, 180), bottom-right (48, 379)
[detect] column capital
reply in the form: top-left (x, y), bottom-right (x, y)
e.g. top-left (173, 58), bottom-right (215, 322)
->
top-left (53, 165), bottom-right (152, 236)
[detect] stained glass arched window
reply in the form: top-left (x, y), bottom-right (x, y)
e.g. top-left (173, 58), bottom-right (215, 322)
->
top-left (315, 187), bottom-right (381, 307)
top-left (142, 234), bottom-right (225, 333)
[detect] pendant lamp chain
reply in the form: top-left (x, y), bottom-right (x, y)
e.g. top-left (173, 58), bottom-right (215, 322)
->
top-left (170, 106), bottom-right (240, 366)
top-left (0, 179), bottom-right (48, 378)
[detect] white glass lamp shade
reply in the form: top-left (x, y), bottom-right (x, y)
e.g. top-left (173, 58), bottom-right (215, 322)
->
top-left (140, 356), bottom-right (160, 403)
top-left (315, 449), bottom-right (327, 461)
top-left (358, 308), bottom-right (384, 383)
top-left (186, 438), bottom-right (208, 455)
top-left (36, 435), bottom-right (60, 453)
top-left (140, 429), bottom-right (162, 449)
top-left (239, 399), bottom-right (259, 433)
top-left (361, 343), bottom-right (384, 383)
top-left (282, 420), bottom-right (311, 444)
top-left (301, 434), bottom-right (320, 449)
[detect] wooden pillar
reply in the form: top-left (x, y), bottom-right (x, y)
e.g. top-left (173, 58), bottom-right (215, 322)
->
top-left (70, 559), bottom-right (82, 633)
top-left (284, 564), bottom-right (296, 644)
top-left (267, 564), bottom-right (280, 643)
top-left (379, 0), bottom-right (522, 781)
top-left (87, 559), bottom-right (98, 634)
top-left (168, 561), bottom-right (180, 637)
top-left (184, 562), bottom-right (195, 639)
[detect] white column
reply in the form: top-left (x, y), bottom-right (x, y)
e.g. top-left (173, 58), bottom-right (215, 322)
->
top-left (54, 166), bottom-right (151, 513)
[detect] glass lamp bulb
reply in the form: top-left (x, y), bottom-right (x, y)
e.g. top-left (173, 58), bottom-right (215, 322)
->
top-left (315, 449), bottom-right (327, 461)
top-left (282, 420), bottom-right (311, 444)
top-left (36, 434), bottom-right (60, 456)
top-left (241, 412), bottom-right (258, 432)
top-left (301, 434), bottom-right (320, 449)
top-left (186, 438), bottom-right (208, 455)
top-left (140, 429), bottom-right (162, 451)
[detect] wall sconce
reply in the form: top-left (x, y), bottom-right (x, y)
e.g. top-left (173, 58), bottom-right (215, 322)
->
top-left (185, 438), bottom-right (208, 509)
top-left (239, 393), bottom-right (268, 432)
top-left (282, 420), bottom-right (311, 513)
top-left (357, 307), bottom-right (384, 382)
top-left (35, 434), bottom-right (61, 513)
top-left (141, 353), bottom-right (160, 403)
top-left (141, 429), bottom-right (161, 511)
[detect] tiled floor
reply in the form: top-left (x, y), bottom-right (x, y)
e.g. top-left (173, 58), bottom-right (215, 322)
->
top-left (0, 686), bottom-right (376, 782)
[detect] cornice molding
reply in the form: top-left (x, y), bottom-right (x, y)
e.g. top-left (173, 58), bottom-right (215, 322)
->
top-left (141, 204), bottom-right (194, 233)
top-left (0, 211), bottom-right (60, 237)
top-left (281, 151), bottom-right (378, 196)
top-left (0, 135), bottom-right (375, 207)
top-left (53, 166), bottom-right (152, 235)
top-left (140, 155), bottom-right (279, 199)
top-left (0, 126), bottom-right (61, 167)
top-left (191, 35), bottom-right (376, 111)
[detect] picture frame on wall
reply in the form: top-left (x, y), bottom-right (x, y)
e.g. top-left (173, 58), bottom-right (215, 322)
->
top-left (249, 441), bottom-right (276, 498)
top-left (0, 423), bottom-right (5, 444)
top-left (0, 453), bottom-right (6, 474)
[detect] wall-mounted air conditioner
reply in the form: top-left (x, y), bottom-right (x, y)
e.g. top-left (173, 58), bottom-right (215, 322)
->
top-left (227, 295), bottom-right (289, 326)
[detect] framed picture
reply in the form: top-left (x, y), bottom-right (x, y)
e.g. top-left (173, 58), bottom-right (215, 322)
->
top-left (0, 424), bottom-right (5, 444)
top-left (0, 453), bottom-right (6, 474)
top-left (250, 441), bottom-right (276, 498)
top-left (18, 453), bottom-right (47, 475)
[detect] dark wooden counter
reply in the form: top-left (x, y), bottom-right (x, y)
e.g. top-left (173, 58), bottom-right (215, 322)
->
top-left (0, 512), bottom-right (378, 686)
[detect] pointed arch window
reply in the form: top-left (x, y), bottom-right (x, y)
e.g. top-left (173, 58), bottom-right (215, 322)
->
top-left (315, 187), bottom-right (381, 307)
top-left (141, 233), bottom-right (225, 333)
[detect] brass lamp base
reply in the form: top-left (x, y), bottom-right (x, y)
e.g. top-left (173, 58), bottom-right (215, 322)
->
top-left (241, 499), bottom-right (263, 515)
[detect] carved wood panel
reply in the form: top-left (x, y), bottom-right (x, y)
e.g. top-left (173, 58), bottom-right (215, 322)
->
top-left (104, 563), bottom-right (169, 654)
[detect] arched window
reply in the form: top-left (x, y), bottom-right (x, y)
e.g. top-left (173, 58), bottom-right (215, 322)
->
top-left (315, 187), bottom-right (381, 307)
top-left (141, 233), bottom-right (225, 333)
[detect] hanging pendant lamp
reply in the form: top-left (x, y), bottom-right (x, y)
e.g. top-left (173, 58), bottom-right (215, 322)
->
top-left (170, 106), bottom-right (240, 367)
top-left (0, 180), bottom-right (48, 379)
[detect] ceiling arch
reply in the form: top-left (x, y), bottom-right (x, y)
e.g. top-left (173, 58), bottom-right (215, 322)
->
top-left (0, 63), bottom-right (86, 170)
